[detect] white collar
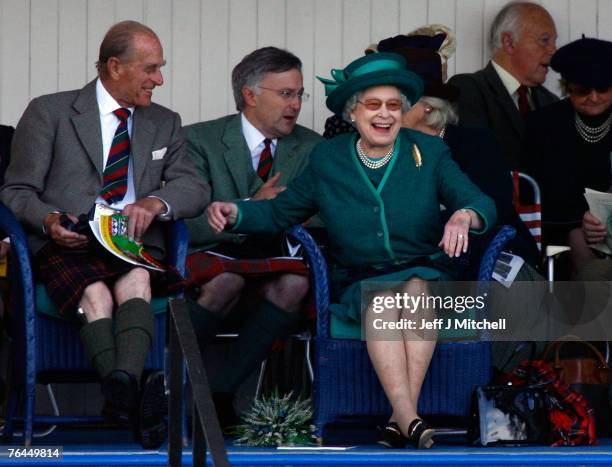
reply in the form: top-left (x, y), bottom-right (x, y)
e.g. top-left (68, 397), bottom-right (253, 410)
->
top-left (240, 113), bottom-right (277, 152)
top-left (96, 78), bottom-right (135, 117)
top-left (491, 60), bottom-right (523, 97)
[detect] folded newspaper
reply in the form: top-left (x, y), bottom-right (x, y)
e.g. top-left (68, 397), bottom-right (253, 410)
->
top-left (584, 188), bottom-right (612, 255)
top-left (89, 204), bottom-right (165, 271)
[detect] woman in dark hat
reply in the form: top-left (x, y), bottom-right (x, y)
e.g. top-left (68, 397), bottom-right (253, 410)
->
top-left (524, 37), bottom-right (612, 277)
top-left (207, 52), bottom-right (496, 449)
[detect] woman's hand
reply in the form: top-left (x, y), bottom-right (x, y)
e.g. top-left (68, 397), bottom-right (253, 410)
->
top-left (439, 209), bottom-right (472, 257)
top-left (207, 202), bottom-right (238, 233)
top-left (582, 210), bottom-right (607, 244)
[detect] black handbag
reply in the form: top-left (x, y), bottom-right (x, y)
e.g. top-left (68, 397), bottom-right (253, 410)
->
top-left (468, 342), bottom-right (552, 446)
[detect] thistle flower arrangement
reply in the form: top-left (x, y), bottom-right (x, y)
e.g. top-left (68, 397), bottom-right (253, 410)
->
top-left (233, 391), bottom-right (316, 447)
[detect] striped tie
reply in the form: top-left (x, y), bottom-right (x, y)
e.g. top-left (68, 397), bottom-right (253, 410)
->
top-left (256, 138), bottom-right (273, 181)
top-left (101, 108), bottom-right (131, 204)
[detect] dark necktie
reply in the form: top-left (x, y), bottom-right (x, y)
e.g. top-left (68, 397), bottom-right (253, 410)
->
top-left (256, 138), bottom-right (273, 181)
top-left (101, 108), bottom-right (131, 204)
top-left (517, 85), bottom-right (531, 118)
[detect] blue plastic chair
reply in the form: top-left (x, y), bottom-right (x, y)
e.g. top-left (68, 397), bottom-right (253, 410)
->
top-left (0, 202), bottom-right (188, 445)
top-left (288, 224), bottom-right (517, 441)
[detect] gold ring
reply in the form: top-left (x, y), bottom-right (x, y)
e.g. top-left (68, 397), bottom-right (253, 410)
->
top-left (458, 234), bottom-right (464, 239)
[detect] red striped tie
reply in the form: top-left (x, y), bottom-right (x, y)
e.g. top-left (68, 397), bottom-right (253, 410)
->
top-left (256, 138), bottom-right (273, 181)
top-left (101, 108), bottom-right (131, 204)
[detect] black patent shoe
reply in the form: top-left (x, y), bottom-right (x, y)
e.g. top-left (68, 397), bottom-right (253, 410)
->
top-left (406, 418), bottom-right (435, 449)
top-left (378, 422), bottom-right (407, 448)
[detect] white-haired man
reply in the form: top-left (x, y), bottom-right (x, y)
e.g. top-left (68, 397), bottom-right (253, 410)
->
top-left (448, 1), bottom-right (558, 170)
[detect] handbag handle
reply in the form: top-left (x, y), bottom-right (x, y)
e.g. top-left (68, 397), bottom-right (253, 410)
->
top-left (543, 335), bottom-right (609, 369)
top-left (500, 341), bottom-right (538, 383)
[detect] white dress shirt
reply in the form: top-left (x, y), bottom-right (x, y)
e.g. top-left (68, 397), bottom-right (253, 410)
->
top-left (241, 113), bottom-right (277, 172)
top-left (491, 60), bottom-right (533, 111)
top-left (95, 79), bottom-right (136, 210)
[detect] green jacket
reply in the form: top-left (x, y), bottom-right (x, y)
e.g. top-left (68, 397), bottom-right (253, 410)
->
top-left (185, 113), bottom-right (322, 251)
top-left (234, 129), bottom-right (497, 269)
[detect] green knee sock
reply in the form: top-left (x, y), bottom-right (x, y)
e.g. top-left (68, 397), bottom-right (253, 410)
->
top-left (211, 299), bottom-right (302, 394)
top-left (188, 300), bottom-right (226, 353)
top-left (80, 318), bottom-right (115, 378)
top-left (114, 298), bottom-right (154, 379)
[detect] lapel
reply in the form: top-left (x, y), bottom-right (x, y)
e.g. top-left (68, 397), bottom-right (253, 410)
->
top-left (272, 131), bottom-right (300, 183)
top-left (483, 62), bottom-right (524, 138)
top-left (131, 107), bottom-right (156, 191)
top-left (222, 114), bottom-right (255, 198)
top-left (71, 80), bottom-right (104, 175)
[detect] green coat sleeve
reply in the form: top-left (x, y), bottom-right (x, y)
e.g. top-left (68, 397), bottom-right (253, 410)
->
top-left (234, 160), bottom-right (320, 233)
top-left (435, 147), bottom-right (497, 233)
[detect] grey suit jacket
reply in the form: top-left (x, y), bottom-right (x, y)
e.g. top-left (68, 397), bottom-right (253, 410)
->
top-left (184, 113), bottom-right (322, 251)
top-left (0, 80), bottom-right (209, 255)
top-left (448, 62), bottom-right (558, 170)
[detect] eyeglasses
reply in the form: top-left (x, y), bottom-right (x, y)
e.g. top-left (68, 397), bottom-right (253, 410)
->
top-left (258, 86), bottom-right (310, 102)
top-left (567, 84), bottom-right (612, 97)
top-left (357, 98), bottom-right (403, 111)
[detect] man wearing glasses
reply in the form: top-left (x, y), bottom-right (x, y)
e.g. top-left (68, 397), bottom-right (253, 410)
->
top-left (183, 46), bottom-right (321, 430)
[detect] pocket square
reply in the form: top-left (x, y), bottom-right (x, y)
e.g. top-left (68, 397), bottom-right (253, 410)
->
top-left (152, 147), bottom-right (167, 160)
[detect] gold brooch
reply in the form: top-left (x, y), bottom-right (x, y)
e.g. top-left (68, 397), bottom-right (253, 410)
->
top-left (412, 144), bottom-right (422, 169)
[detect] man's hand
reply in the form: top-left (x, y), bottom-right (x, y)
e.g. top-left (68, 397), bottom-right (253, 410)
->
top-left (207, 202), bottom-right (238, 233)
top-left (43, 212), bottom-right (89, 248)
top-left (252, 172), bottom-right (286, 200)
top-left (582, 210), bottom-right (607, 244)
top-left (122, 197), bottom-right (167, 242)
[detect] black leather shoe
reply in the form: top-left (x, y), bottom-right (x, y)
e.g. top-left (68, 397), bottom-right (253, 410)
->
top-left (136, 371), bottom-right (168, 449)
top-left (378, 422), bottom-right (407, 448)
top-left (101, 370), bottom-right (139, 428)
top-left (406, 419), bottom-right (435, 449)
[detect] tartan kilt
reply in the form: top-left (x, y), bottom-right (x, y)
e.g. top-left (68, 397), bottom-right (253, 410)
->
top-left (185, 251), bottom-right (314, 319)
top-left (35, 240), bottom-right (184, 316)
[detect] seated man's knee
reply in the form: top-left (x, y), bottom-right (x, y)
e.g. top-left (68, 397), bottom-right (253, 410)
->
top-left (80, 281), bottom-right (113, 322)
top-left (114, 267), bottom-right (151, 304)
top-left (263, 273), bottom-right (309, 312)
top-left (198, 272), bottom-right (245, 312)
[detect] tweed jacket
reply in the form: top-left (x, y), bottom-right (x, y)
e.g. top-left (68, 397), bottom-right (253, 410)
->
top-left (185, 113), bottom-right (322, 251)
top-left (0, 80), bottom-right (208, 255)
top-left (448, 62), bottom-right (558, 170)
top-left (233, 128), bottom-right (497, 270)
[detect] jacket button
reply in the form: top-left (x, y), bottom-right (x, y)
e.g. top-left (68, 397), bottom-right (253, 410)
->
top-left (373, 206), bottom-right (380, 213)
top-left (377, 231), bottom-right (383, 237)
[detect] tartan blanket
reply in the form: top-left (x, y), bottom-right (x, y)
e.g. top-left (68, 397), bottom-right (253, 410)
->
top-left (504, 359), bottom-right (597, 446)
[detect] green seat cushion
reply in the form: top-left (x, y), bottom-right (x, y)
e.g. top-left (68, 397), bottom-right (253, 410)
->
top-left (35, 284), bottom-right (168, 322)
top-left (330, 306), bottom-right (479, 340)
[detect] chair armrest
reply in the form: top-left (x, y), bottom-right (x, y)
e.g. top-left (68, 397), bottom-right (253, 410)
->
top-left (287, 226), bottom-right (330, 339)
top-left (0, 202), bottom-right (36, 378)
top-left (166, 219), bottom-right (189, 277)
top-left (477, 225), bottom-right (517, 281)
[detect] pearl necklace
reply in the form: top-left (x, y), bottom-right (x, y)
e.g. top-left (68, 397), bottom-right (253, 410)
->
top-left (574, 112), bottom-right (612, 144)
top-left (356, 139), bottom-right (395, 169)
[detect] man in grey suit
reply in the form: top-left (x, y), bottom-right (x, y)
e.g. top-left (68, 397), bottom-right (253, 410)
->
top-left (184, 47), bottom-right (322, 428)
top-left (0, 21), bottom-right (207, 447)
top-left (448, 2), bottom-right (558, 170)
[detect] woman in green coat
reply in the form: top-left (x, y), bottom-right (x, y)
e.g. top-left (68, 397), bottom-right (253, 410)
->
top-left (208, 52), bottom-right (497, 449)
